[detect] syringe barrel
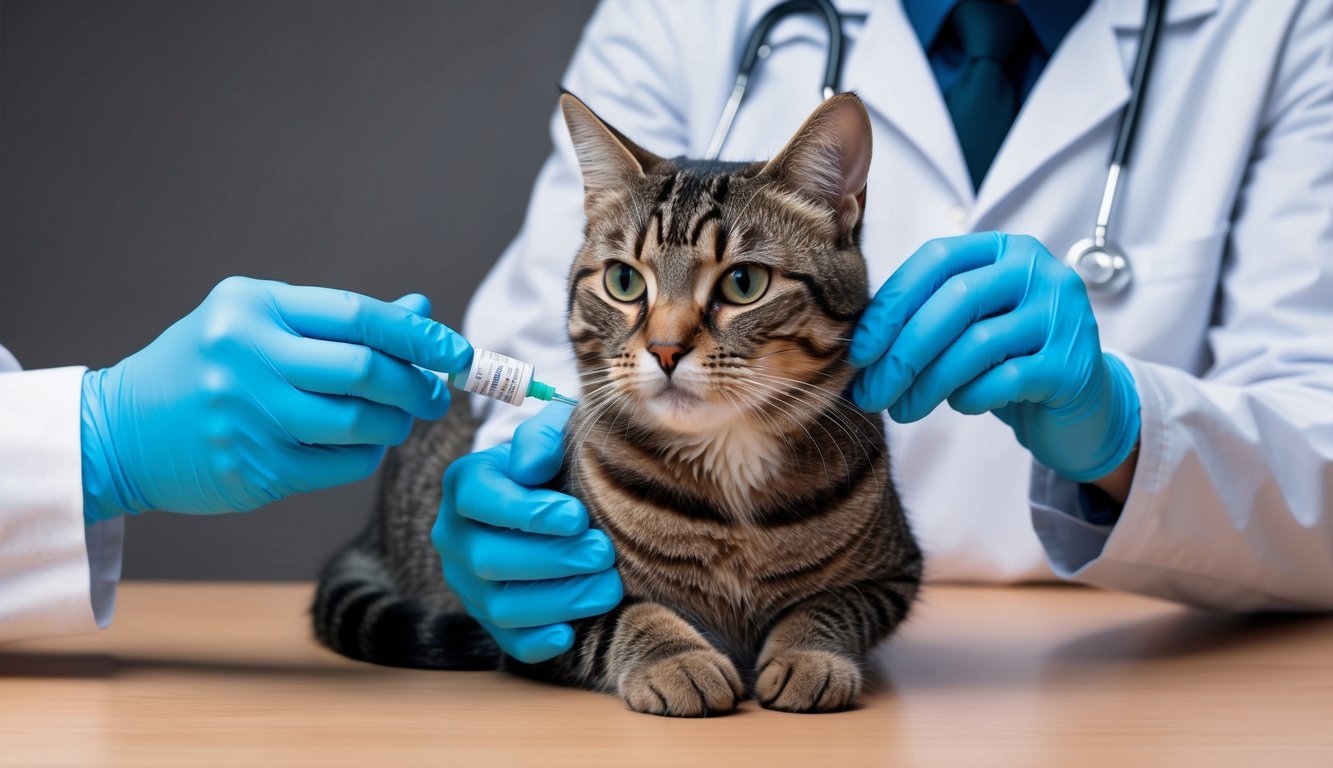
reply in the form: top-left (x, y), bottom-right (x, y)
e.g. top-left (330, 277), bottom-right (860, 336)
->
top-left (446, 349), bottom-right (534, 407)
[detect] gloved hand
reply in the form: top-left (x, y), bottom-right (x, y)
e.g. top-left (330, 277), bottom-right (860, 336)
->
top-left (850, 232), bottom-right (1140, 483)
top-left (80, 276), bottom-right (473, 523)
top-left (434, 403), bottom-right (621, 664)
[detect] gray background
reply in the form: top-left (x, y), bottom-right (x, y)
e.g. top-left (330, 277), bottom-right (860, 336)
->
top-left (1, 0), bottom-right (599, 579)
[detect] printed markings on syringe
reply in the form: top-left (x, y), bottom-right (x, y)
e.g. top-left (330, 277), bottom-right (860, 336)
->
top-left (462, 349), bottom-right (534, 407)
top-left (436, 347), bottom-right (577, 407)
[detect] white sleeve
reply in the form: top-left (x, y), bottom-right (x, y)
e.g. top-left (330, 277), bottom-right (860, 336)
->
top-left (463, 0), bottom-right (693, 450)
top-left (1031, 2), bottom-right (1333, 611)
top-left (0, 363), bottom-right (123, 641)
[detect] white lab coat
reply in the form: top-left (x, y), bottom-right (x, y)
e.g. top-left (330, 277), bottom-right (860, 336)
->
top-left (464, 0), bottom-right (1333, 610)
top-left (0, 350), bottom-right (121, 641)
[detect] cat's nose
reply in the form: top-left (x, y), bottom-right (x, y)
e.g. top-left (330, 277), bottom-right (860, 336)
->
top-left (647, 342), bottom-right (690, 376)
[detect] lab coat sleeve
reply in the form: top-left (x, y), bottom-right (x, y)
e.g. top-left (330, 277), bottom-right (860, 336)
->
top-left (0, 363), bottom-right (123, 641)
top-left (463, 0), bottom-right (692, 451)
top-left (1031, 1), bottom-right (1333, 611)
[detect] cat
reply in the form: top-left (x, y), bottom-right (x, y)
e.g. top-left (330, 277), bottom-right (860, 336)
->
top-left (313, 91), bottom-right (922, 716)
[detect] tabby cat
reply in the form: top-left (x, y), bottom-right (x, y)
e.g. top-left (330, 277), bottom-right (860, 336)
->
top-left (313, 92), bottom-right (922, 716)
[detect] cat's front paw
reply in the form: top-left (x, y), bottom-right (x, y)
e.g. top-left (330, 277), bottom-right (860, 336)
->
top-left (618, 648), bottom-right (743, 717)
top-left (755, 648), bottom-right (862, 713)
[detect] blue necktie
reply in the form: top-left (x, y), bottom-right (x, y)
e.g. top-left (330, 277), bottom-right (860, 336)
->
top-left (942, 1), bottom-right (1036, 190)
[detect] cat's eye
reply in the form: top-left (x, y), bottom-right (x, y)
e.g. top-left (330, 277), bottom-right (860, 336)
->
top-left (604, 262), bottom-right (647, 302)
top-left (718, 264), bottom-right (770, 305)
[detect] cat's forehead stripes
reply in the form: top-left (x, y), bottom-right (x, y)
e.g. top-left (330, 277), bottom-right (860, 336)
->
top-left (634, 166), bottom-right (750, 297)
top-left (650, 173), bottom-right (705, 247)
top-left (646, 164), bottom-right (745, 246)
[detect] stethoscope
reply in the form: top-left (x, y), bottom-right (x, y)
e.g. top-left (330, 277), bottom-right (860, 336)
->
top-left (706, 0), bottom-right (1168, 296)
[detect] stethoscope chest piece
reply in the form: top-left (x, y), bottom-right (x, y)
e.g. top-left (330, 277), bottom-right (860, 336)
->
top-left (1065, 237), bottom-right (1132, 294)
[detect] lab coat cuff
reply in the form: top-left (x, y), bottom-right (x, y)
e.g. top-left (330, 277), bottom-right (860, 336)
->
top-left (85, 516), bottom-right (124, 628)
top-left (0, 366), bottom-right (105, 640)
top-left (1030, 352), bottom-right (1167, 583)
top-left (1030, 469), bottom-right (1116, 575)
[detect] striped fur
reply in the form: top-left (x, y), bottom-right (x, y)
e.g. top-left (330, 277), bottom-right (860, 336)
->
top-left (312, 405), bottom-right (500, 671)
top-left (313, 93), bottom-right (920, 717)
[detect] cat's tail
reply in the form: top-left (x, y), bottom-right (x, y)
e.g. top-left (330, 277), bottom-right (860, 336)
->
top-left (311, 532), bottom-right (500, 670)
top-left (311, 404), bottom-right (501, 670)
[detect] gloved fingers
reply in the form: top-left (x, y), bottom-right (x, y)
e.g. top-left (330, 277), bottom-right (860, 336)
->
top-left (509, 403), bottom-right (576, 486)
top-left (448, 566), bottom-right (623, 629)
top-left (852, 348), bottom-right (912, 413)
top-left (269, 283), bottom-right (473, 374)
top-left (856, 262), bottom-right (1023, 414)
top-left (480, 620), bottom-right (575, 664)
top-left (947, 355), bottom-right (1063, 416)
top-left (276, 392), bottom-right (415, 446)
top-left (849, 233), bottom-right (1004, 369)
top-left (268, 333), bottom-right (449, 420)
top-left (890, 308), bottom-right (1045, 423)
top-left (458, 525), bottom-right (616, 581)
top-left (444, 447), bottom-right (588, 536)
top-left (391, 293), bottom-right (432, 318)
top-left (289, 444), bottom-right (388, 491)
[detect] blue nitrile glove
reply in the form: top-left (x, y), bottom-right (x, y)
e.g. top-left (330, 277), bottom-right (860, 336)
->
top-left (850, 233), bottom-right (1140, 483)
top-left (80, 276), bottom-right (473, 523)
top-left (434, 403), bottom-right (622, 664)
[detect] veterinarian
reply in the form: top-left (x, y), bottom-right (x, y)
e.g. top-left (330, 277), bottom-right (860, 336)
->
top-left (0, 278), bottom-right (472, 641)
top-left (441, 0), bottom-right (1333, 663)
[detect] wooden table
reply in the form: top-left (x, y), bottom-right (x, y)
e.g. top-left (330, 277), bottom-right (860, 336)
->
top-left (2, 583), bottom-right (1331, 767)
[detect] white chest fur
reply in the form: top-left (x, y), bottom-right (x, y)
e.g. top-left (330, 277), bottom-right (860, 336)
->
top-left (658, 420), bottom-right (785, 516)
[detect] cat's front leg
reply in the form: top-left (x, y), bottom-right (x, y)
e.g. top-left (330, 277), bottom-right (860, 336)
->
top-left (591, 600), bottom-right (743, 717)
top-left (755, 577), bottom-right (916, 713)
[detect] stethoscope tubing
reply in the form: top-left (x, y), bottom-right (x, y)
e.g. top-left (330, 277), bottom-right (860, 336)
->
top-left (707, 0), bottom-right (1168, 295)
top-left (705, 0), bottom-right (843, 160)
top-left (1071, 0), bottom-right (1166, 294)
top-left (1096, 0), bottom-right (1166, 242)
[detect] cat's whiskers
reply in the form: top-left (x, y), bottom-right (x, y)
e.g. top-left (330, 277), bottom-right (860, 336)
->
top-left (572, 372), bottom-right (642, 432)
top-left (715, 367), bottom-right (838, 469)
top-left (721, 383), bottom-right (829, 490)
top-left (742, 372), bottom-right (884, 489)
top-left (572, 373), bottom-right (623, 398)
top-left (600, 382), bottom-right (640, 455)
top-left (723, 376), bottom-right (846, 486)
top-left (716, 365), bottom-right (869, 466)
top-left (564, 376), bottom-right (626, 431)
top-left (717, 386), bottom-right (803, 472)
top-left (743, 370), bottom-right (882, 453)
top-left (747, 369), bottom-right (885, 431)
top-left (582, 367), bottom-right (800, 508)
top-left (765, 392), bottom-right (881, 461)
top-left (568, 377), bottom-right (619, 409)
top-left (569, 381), bottom-right (630, 433)
top-left (565, 389), bottom-right (636, 483)
top-left (751, 352), bottom-right (844, 368)
top-left (750, 346), bottom-right (813, 362)
top-left (528, 352), bottom-right (633, 390)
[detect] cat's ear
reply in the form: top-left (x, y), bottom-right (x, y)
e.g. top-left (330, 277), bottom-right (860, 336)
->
top-left (560, 92), bottom-right (664, 216)
top-left (759, 93), bottom-right (873, 236)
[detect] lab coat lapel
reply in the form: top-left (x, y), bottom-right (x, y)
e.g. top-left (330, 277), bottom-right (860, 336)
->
top-left (842, 0), bottom-right (973, 204)
top-left (972, 0), bottom-right (1129, 224)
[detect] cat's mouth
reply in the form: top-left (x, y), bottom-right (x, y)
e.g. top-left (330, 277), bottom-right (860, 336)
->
top-left (654, 381), bottom-right (701, 404)
top-left (639, 378), bottom-right (741, 434)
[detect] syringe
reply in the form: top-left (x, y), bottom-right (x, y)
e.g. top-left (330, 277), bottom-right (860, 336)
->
top-left (438, 348), bottom-right (578, 407)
